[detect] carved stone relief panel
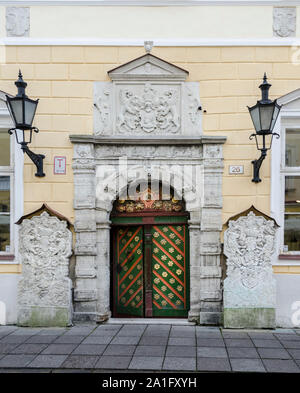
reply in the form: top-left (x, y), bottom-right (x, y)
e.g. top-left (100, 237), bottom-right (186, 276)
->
top-left (223, 211), bottom-right (277, 328)
top-left (18, 212), bottom-right (72, 326)
top-left (273, 7), bottom-right (296, 37)
top-left (6, 7), bottom-right (30, 37)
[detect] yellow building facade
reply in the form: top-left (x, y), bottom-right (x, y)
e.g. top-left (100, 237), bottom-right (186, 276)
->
top-left (0, 1), bottom-right (300, 327)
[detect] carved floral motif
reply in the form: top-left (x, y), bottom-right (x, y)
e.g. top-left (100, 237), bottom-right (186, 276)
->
top-left (18, 212), bottom-right (72, 307)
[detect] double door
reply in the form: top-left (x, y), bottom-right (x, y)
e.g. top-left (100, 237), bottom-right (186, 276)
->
top-left (112, 223), bottom-right (189, 318)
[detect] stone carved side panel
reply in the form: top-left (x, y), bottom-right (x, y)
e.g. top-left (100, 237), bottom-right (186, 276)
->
top-left (273, 7), bottom-right (296, 37)
top-left (18, 212), bottom-right (72, 326)
top-left (6, 7), bottom-right (30, 37)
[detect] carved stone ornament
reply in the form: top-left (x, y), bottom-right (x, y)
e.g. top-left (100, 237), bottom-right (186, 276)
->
top-left (6, 7), bottom-right (30, 37)
top-left (94, 54), bottom-right (202, 136)
top-left (17, 212), bottom-right (73, 326)
top-left (223, 211), bottom-right (277, 328)
top-left (273, 7), bottom-right (296, 38)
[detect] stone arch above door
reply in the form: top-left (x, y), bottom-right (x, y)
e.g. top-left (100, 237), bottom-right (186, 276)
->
top-left (70, 51), bottom-right (226, 325)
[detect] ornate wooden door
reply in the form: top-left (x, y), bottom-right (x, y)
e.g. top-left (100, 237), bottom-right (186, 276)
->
top-left (151, 225), bottom-right (189, 317)
top-left (113, 226), bottom-right (144, 317)
top-left (112, 223), bottom-right (189, 318)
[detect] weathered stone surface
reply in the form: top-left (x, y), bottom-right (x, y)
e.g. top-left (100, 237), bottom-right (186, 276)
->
top-left (224, 211), bottom-right (277, 329)
top-left (17, 212), bottom-right (72, 327)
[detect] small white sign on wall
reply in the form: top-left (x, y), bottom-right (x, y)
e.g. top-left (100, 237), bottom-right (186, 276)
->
top-left (54, 156), bottom-right (66, 175)
top-left (229, 165), bottom-right (244, 175)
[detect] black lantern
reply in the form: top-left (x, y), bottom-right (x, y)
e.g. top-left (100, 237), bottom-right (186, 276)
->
top-left (248, 73), bottom-right (281, 183)
top-left (6, 71), bottom-right (45, 177)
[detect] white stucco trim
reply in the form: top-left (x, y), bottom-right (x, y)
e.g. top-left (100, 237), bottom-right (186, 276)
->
top-left (0, 1), bottom-right (298, 6)
top-left (271, 92), bottom-right (300, 265)
top-left (2, 37), bottom-right (300, 46)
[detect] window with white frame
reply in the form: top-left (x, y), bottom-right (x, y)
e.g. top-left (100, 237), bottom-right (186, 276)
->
top-left (282, 127), bottom-right (300, 252)
top-left (0, 128), bottom-right (13, 254)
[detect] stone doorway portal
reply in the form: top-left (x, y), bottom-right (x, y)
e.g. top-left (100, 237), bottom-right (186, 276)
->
top-left (110, 183), bottom-right (190, 318)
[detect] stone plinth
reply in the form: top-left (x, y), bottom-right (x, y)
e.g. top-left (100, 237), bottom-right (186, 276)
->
top-left (17, 211), bottom-right (73, 327)
top-left (223, 210), bottom-right (278, 329)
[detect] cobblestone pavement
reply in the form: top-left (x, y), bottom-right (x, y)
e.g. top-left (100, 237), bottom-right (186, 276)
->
top-left (0, 324), bottom-right (300, 372)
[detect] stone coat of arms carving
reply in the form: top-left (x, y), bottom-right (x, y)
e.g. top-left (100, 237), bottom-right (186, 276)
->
top-left (18, 212), bottom-right (72, 308)
top-left (273, 7), bottom-right (296, 37)
top-left (224, 211), bottom-right (277, 308)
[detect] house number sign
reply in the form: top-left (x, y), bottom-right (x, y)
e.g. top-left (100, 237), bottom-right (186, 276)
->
top-left (54, 156), bottom-right (66, 174)
top-left (229, 165), bottom-right (244, 175)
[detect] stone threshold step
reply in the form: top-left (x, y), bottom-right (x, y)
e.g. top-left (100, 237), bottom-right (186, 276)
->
top-left (106, 318), bottom-right (196, 325)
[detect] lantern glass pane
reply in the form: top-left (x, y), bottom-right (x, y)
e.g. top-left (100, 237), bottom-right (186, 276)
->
top-left (9, 99), bottom-right (23, 126)
top-left (259, 104), bottom-right (274, 132)
top-left (249, 106), bottom-right (260, 132)
top-left (24, 100), bottom-right (37, 127)
top-left (270, 104), bottom-right (281, 132)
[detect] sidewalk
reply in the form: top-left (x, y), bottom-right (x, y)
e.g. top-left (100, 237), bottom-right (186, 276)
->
top-left (0, 323), bottom-right (299, 373)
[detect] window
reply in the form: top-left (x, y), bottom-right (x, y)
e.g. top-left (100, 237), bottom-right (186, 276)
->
top-left (0, 129), bottom-right (13, 254)
top-left (283, 128), bottom-right (300, 252)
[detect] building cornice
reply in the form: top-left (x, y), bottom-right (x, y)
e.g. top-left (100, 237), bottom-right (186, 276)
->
top-left (0, 0), bottom-right (299, 6)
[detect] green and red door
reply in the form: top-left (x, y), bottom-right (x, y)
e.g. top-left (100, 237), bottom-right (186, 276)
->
top-left (112, 218), bottom-right (190, 318)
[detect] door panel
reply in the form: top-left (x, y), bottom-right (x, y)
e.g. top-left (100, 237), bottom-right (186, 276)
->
top-left (114, 226), bottom-right (144, 317)
top-left (151, 225), bottom-right (189, 317)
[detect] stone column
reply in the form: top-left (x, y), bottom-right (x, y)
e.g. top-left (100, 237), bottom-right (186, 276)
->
top-left (17, 212), bottom-right (72, 327)
top-left (223, 210), bottom-right (278, 329)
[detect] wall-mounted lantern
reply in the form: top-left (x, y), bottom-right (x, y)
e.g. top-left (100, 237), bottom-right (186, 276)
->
top-left (6, 71), bottom-right (45, 177)
top-left (248, 73), bottom-right (281, 183)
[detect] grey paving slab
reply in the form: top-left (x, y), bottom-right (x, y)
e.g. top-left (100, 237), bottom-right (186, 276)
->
top-left (263, 359), bottom-right (300, 373)
top-left (0, 343), bottom-right (19, 354)
top-left (38, 329), bottom-right (67, 336)
top-left (62, 355), bottom-right (99, 369)
top-left (41, 344), bottom-right (78, 355)
top-left (168, 337), bottom-right (196, 346)
top-left (197, 347), bottom-right (228, 358)
top-left (224, 339), bottom-right (254, 348)
top-left (25, 335), bottom-right (57, 344)
top-left (252, 339), bottom-right (283, 348)
top-left (82, 336), bottom-right (114, 345)
top-left (0, 326), bottom-right (18, 333)
top-left (196, 331), bottom-right (222, 339)
top-left (0, 354), bottom-right (36, 368)
top-left (163, 357), bottom-right (196, 371)
top-left (10, 343), bottom-right (48, 354)
top-left (90, 329), bottom-right (120, 337)
top-left (222, 331), bottom-right (249, 339)
top-left (197, 357), bottom-right (231, 372)
top-left (139, 336), bottom-right (168, 346)
top-left (247, 332), bottom-right (276, 340)
top-left (110, 336), bottom-right (141, 345)
top-left (288, 349), bottom-right (300, 359)
top-left (227, 347), bottom-right (260, 359)
top-left (197, 338), bottom-right (225, 347)
top-left (10, 329), bottom-right (42, 336)
top-left (280, 341), bottom-right (300, 349)
top-left (145, 324), bottom-right (171, 331)
top-left (275, 334), bottom-right (300, 341)
top-left (257, 348), bottom-right (291, 359)
top-left (103, 344), bottom-right (136, 356)
top-left (0, 335), bottom-right (32, 344)
top-left (118, 326), bottom-right (147, 336)
top-left (98, 324), bottom-right (123, 330)
top-left (72, 344), bottom-right (107, 356)
top-left (53, 335), bottom-right (86, 344)
top-left (62, 327), bottom-right (95, 336)
top-left (27, 355), bottom-right (68, 368)
top-left (129, 356), bottom-right (164, 370)
top-left (170, 327), bottom-right (195, 338)
top-left (165, 345), bottom-right (196, 357)
top-left (230, 358), bottom-right (266, 372)
top-left (143, 328), bottom-right (170, 337)
top-left (134, 345), bottom-right (166, 357)
top-left (95, 356), bottom-right (132, 369)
